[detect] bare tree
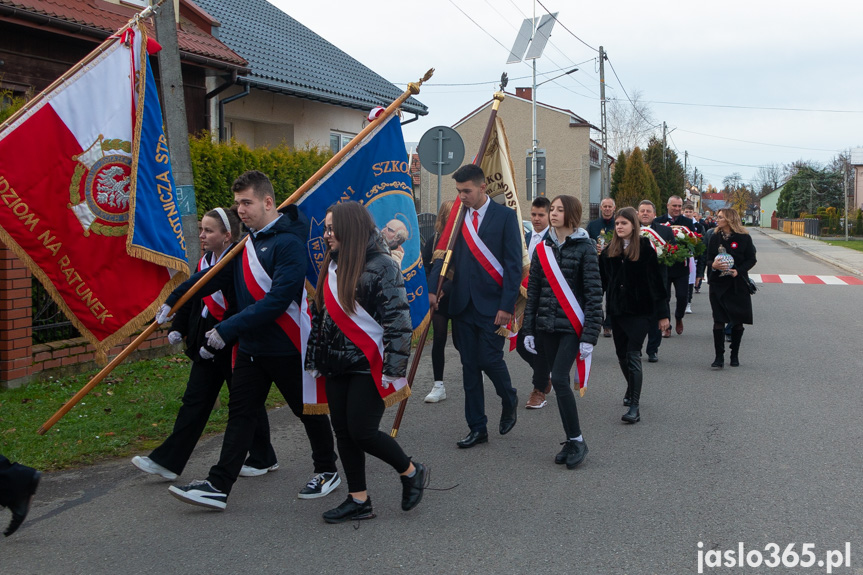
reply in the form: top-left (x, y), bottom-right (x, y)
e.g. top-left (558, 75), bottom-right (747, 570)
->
top-left (752, 163), bottom-right (784, 197)
top-left (607, 89), bottom-right (657, 157)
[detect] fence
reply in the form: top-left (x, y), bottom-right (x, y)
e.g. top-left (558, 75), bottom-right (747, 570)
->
top-left (0, 242), bottom-right (174, 389)
top-left (775, 218), bottom-right (820, 239)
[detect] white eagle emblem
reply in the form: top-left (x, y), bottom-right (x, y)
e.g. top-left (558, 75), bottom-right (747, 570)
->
top-left (95, 166), bottom-right (131, 209)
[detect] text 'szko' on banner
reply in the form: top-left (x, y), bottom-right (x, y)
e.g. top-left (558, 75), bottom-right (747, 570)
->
top-left (296, 114), bottom-right (430, 335)
top-left (0, 24), bottom-right (189, 360)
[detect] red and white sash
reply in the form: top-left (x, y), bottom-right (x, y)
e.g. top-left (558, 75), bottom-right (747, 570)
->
top-left (535, 243), bottom-right (592, 396)
top-left (198, 252), bottom-right (228, 321)
top-left (242, 238), bottom-right (326, 407)
top-left (322, 261), bottom-right (409, 403)
top-left (462, 214), bottom-right (503, 286)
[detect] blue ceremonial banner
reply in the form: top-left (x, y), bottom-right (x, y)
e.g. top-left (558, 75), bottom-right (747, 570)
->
top-left (127, 49), bottom-right (189, 269)
top-left (296, 115), bottom-right (430, 333)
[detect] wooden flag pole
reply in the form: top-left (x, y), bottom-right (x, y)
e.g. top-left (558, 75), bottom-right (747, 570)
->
top-left (38, 69), bottom-right (434, 435)
top-left (390, 90), bottom-right (505, 438)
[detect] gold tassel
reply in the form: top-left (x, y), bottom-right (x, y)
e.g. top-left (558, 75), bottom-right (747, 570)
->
top-left (303, 403), bottom-right (331, 415)
top-left (383, 385), bottom-right (412, 409)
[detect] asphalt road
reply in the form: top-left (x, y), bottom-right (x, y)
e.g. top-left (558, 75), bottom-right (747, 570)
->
top-left (3, 229), bottom-right (863, 575)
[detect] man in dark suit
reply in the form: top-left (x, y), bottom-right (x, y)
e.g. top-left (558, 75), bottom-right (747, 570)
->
top-left (586, 197), bottom-right (616, 338)
top-left (518, 197), bottom-right (551, 409)
top-left (653, 195), bottom-right (695, 336)
top-left (639, 200), bottom-right (673, 362)
top-left (429, 164), bottom-right (523, 448)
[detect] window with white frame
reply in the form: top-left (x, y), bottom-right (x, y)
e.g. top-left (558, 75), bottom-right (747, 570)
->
top-left (330, 132), bottom-right (354, 153)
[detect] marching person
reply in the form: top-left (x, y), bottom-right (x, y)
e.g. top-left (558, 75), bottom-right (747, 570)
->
top-left (429, 164), bottom-right (523, 449)
top-left (522, 195), bottom-right (602, 468)
top-left (164, 170), bottom-right (339, 511)
top-left (707, 208), bottom-right (757, 368)
top-left (517, 196), bottom-right (552, 409)
top-left (682, 203), bottom-right (705, 312)
top-left (586, 197), bottom-right (616, 339)
top-left (306, 201), bottom-right (426, 524)
top-left (132, 207), bottom-right (276, 482)
top-left (638, 200), bottom-right (673, 363)
top-left (654, 195), bottom-right (690, 336)
top-left (420, 199), bottom-right (454, 403)
top-left (0, 455), bottom-right (40, 537)
top-left (600, 207), bottom-right (669, 423)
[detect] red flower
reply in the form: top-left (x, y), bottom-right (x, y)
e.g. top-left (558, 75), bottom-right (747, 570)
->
top-left (731, 242), bottom-right (738, 249)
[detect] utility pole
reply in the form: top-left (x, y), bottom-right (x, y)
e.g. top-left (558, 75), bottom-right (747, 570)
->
top-left (662, 121), bottom-right (667, 171)
top-left (684, 150), bottom-right (688, 190)
top-left (530, 0), bottom-right (537, 202)
top-left (154, 0), bottom-right (200, 266)
top-left (844, 152), bottom-right (850, 241)
top-left (599, 46), bottom-right (609, 199)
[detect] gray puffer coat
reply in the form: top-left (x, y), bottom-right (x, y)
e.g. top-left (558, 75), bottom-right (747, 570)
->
top-left (522, 228), bottom-right (603, 345)
top-left (306, 233), bottom-right (412, 378)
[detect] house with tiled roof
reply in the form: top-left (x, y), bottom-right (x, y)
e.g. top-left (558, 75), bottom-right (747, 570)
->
top-left (414, 88), bottom-right (608, 219)
top-left (193, 0), bottom-right (427, 150)
top-left (0, 0), bottom-right (248, 134)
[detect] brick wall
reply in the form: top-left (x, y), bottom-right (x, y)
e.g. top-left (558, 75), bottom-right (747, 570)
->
top-left (0, 243), bottom-right (176, 389)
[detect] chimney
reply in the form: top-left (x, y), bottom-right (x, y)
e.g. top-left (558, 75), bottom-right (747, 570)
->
top-left (515, 87), bottom-right (532, 100)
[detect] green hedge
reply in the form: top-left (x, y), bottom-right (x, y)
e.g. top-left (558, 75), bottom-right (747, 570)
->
top-left (188, 132), bottom-right (332, 217)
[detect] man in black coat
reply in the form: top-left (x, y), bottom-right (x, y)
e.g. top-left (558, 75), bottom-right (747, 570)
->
top-left (639, 200), bottom-right (673, 362)
top-left (586, 198), bottom-right (616, 338)
top-left (653, 195), bottom-right (695, 336)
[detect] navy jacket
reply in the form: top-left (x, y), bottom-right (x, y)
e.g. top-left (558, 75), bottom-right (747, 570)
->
top-left (429, 199), bottom-right (522, 317)
top-left (586, 217), bottom-right (614, 240)
top-left (167, 205), bottom-right (308, 357)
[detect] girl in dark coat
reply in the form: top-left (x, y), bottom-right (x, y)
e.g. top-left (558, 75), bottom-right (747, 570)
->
top-left (600, 207), bottom-right (669, 423)
top-left (707, 208), bottom-right (757, 368)
top-left (306, 201), bottom-right (425, 524)
top-left (522, 195), bottom-right (603, 468)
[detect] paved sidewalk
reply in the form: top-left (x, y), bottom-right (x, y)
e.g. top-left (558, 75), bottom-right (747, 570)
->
top-left (753, 227), bottom-right (863, 278)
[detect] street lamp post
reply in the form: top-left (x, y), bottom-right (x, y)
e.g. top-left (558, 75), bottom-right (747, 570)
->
top-left (530, 67), bottom-right (578, 200)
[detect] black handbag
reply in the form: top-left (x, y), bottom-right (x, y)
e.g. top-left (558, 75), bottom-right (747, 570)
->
top-left (747, 278), bottom-right (757, 295)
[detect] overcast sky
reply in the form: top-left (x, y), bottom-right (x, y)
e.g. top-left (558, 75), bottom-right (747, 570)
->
top-left (276, 0), bottom-right (863, 189)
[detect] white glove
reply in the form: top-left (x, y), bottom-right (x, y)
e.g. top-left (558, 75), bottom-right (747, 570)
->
top-left (523, 335), bottom-right (537, 355)
top-left (579, 342), bottom-right (594, 360)
top-left (205, 328), bottom-right (225, 350)
top-left (381, 375), bottom-right (396, 389)
top-left (155, 304), bottom-right (174, 324)
top-left (306, 369), bottom-right (321, 380)
top-left (167, 331), bottom-right (183, 345)
top-left (198, 346), bottom-right (214, 360)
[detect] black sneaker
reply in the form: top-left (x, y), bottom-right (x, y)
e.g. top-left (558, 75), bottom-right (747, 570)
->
top-left (400, 462), bottom-right (427, 511)
top-left (298, 471), bottom-right (341, 499)
top-left (554, 442), bottom-right (568, 465)
top-left (168, 480), bottom-right (227, 510)
top-left (322, 495), bottom-right (375, 524)
top-left (562, 439), bottom-right (588, 470)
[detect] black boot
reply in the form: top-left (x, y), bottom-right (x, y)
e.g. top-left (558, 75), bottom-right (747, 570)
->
top-left (729, 328), bottom-right (743, 367)
top-left (621, 351), bottom-right (641, 423)
top-left (711, 329), bottom-right (725, 368)
top-left (619, 358), bottom-right (632, 406)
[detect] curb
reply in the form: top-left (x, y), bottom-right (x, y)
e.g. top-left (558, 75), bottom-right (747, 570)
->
top-left (753, 229), bottom-right (863, 279)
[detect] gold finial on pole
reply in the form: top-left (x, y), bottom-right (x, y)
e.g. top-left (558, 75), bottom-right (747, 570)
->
top-left (408, 68), bottom-right (435, 95)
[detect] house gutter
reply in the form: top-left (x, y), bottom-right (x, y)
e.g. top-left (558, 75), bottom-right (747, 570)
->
top-left (218, 80), bottom-right (249, 142)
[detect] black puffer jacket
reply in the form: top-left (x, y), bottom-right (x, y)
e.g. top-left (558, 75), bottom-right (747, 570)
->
top-left (522, 228), bottom-right (603, 345)
top-left (306, 234), bottom-right (412, 378)
top-left (600, 237), bottom-right (668, 318)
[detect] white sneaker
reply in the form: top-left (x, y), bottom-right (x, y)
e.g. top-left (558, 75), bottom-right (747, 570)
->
top-left (132, 456), bottom-right (177, 480)
top-left (424, 383), bottom-right (446, 403)
top-left (298, 471), bottom-right (341, 499)
top-left (239, 463), bottom-right (280, 477)
top-left (685, 304), bottom-right (693, 314)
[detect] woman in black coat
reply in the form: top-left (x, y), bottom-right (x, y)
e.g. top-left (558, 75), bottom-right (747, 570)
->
top-left (706, 208), bottom-right (757, 368)
top-left (600, 207), bottom-right (669, 423)
top-left (306, 201), bottom-right (425, 524)
top-left (522, 195), bottom-right (602, 468)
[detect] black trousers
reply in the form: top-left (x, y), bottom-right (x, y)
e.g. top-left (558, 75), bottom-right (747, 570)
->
top-left (148, 354), bottom-right (274, 476)
top-left (610, 315), bottom-right (651, 359)
top-left (431, 310), bottom-right (450, 382)
top-left (515, 329), bottom-right (550, 392)
top-left (0, 455), bottom-right (34, 507)
top-left (536, 333), bottom-right (582, 439)
top-left (207, 352), bottom-right (337, 494)
top-left (667, 274), bottom-right (689, 320)
top-left (452, 303), bottom-right (518, 433)
top-left (326, 373), bottom-right (411, 493)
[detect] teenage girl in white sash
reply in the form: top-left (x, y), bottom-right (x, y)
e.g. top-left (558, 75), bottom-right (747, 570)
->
top-left (306, 201), bottom-right (426, 524)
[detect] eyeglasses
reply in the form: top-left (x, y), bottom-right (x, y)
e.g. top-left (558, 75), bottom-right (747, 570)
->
top-left (323, 226), bottom-right (335, 236)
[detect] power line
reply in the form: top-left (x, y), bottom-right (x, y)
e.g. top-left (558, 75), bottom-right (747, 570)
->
top-left (605, 58), bottom-right (662, 130)
top-left (687, 153), bottom-right (774, 169)
top-left (644, 100), bottom-right (863, 114)
top-left (535, 0), bottom-right (598, 53)
top-left (400, 61), bottom-right (596, 87)
top-left (675, 128), bottom-right (843, 153)
top-left (446, 0), bottom-right (517, 56)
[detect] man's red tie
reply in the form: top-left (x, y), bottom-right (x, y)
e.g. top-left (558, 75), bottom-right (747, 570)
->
top-left (472, 211), bottom-right (479, 232)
